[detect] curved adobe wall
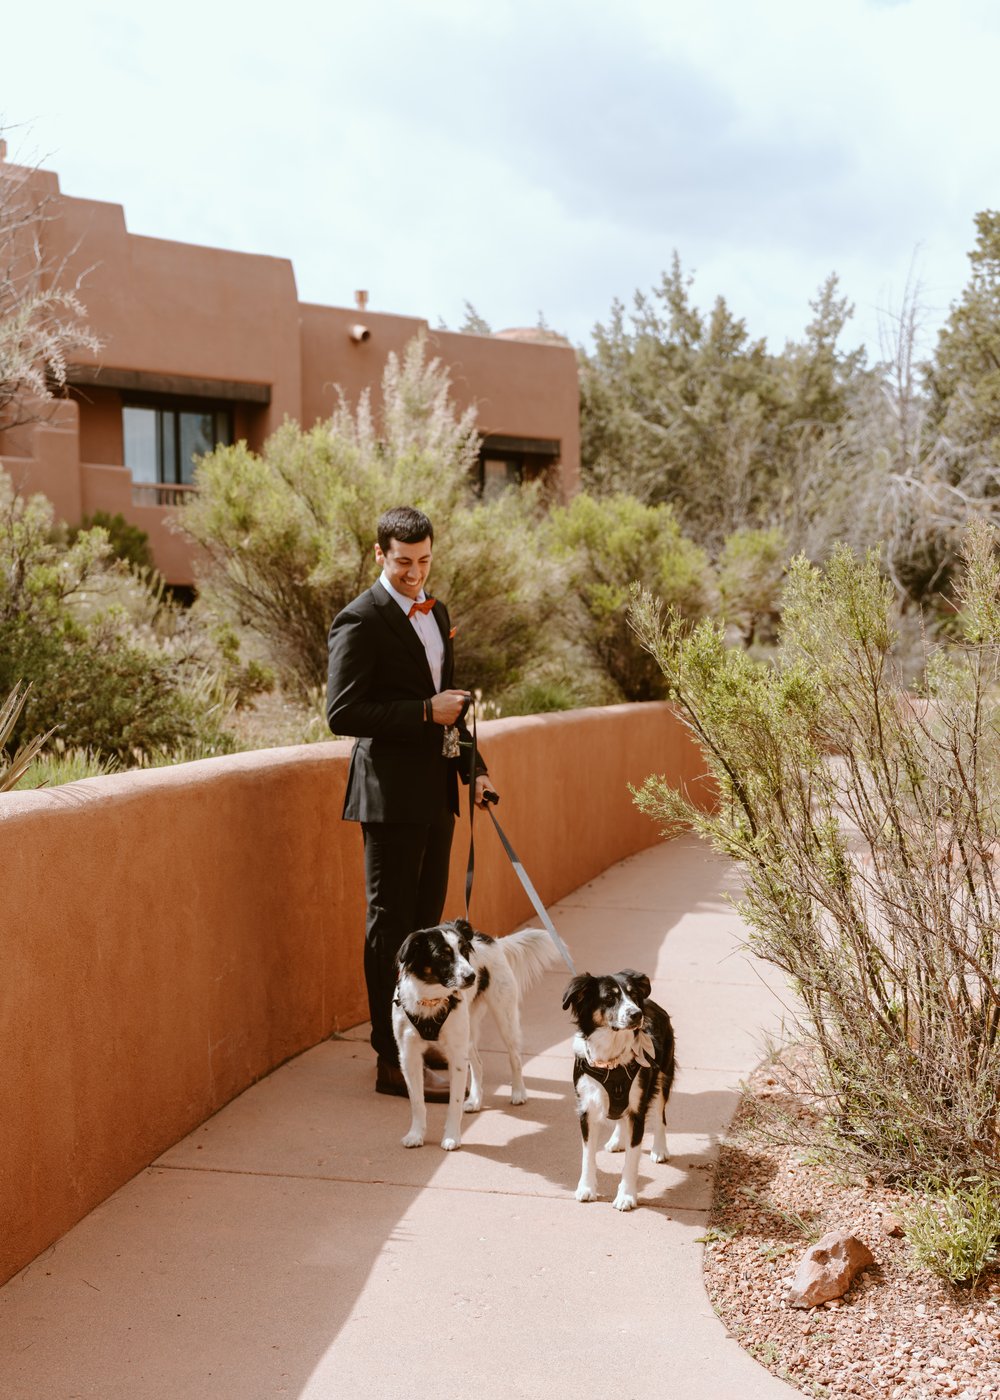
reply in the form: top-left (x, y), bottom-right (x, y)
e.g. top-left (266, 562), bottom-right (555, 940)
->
top-left (0, 703), bottom-right (711, 1284)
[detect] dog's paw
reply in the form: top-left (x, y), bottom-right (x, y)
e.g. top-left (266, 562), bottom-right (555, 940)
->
top-left (509, 1087), bottom-right (527, 1106)
top-left (649, 1149), bottom-right (669, 1164)
top-left (463, 1095), bottom-right (482, 1114)
top-left (612, 1189), bottom-right (638, 1212)
top-left (575, 1183), bottom-right (600, 1203)
top-left (441, 1135), bottom-right (462, 1151)
top-left (605, 1131), bottom-right (625, 1153)
top-left (401, 1129), bottom-right (424, 1149)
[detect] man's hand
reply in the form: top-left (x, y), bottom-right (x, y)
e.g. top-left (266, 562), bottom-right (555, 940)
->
top-left (430, 689), bottom-right (471, 725)
top-left (475, 775), bottom-right (499, 808)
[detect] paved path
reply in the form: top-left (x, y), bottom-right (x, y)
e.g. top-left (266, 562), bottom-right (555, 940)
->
top-left (0, 836), bottom-right (800, 1398)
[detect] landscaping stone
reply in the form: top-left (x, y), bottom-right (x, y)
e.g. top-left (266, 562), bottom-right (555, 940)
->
top-left (788, 1229), bottom-right (876, 1309)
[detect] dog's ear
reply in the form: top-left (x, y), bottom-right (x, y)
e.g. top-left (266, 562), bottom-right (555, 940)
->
top-left (620, 969), bottom-right (651, 1002)
top-left (561, 974), bottom-right (591, 1011)
top-left (450, 917), bottom-right (476, 939)
top-left (395, 931), bottom-right (417, 969)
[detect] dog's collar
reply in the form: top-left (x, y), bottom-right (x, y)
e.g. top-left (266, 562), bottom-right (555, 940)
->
top-left (394, 990), bottom-right (460, 1042)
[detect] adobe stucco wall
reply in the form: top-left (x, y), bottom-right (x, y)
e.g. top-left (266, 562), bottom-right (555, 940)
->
top-left (299, 309), bottom-right (581, 498)
top-left (0, 704), bottom-right (711, 1284)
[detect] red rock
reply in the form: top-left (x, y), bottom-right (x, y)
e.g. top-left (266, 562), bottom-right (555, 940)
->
top-left (788, 1229), bottom-right (876, 1309)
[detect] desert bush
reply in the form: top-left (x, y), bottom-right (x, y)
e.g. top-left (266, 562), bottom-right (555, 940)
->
top-left (182, 334), bottom-right (557, 700)
top-left (902, 1179), bottom-right (1000, 1288)
top-left (430, 484), bottom-right (561, 701)
top-left (629, 522), bottom-right (1000, 1183)
top-left (0, 152), bottom-right (101, 429)
top-left (67, 510), bottom-right (154, 570)
top-left (545, 491), bottom-right (711, 701)
top-left (716, 527), bottom-right (786, 648)
top-left (0, 468), bottom-right (237, 760)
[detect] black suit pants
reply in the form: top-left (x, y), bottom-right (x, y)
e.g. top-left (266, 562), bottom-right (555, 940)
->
top-left (361, 811), bottom-right (455, 1062)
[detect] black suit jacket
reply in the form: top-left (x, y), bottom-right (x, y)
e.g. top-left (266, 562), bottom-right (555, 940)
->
top-left (326, 583), bottom-right (483, 822)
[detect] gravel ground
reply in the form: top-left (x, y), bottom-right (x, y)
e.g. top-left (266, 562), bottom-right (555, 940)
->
top-left (703, 1067), bottom-right (1000, 1399)
top-left (223, 689), bottom-right (329, 749)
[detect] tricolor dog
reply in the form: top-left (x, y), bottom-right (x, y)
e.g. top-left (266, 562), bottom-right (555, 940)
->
top-left (562, 969), bottom-right (676, 1211)
top-left (393, 918), bottom-right (558, 1151)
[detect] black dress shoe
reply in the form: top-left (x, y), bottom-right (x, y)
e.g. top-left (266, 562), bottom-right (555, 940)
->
top-left (375, 1058), bottom-right (451, 1103)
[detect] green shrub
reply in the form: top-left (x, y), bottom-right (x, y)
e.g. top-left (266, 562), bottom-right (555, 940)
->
top-left (545, 492), bottom-right (711, 701)
top-left (68, 511), bottom-right (153, 570)
top-left (716, 527), bottom-right (786, 647)
top-left (181, 334), bottom-right (557, 701)
top-left (629, 522), bottom-right (1000, 1183)
top-left (902, 1179), bottom-right (1000, 1288)
top-left (432, 486), bottom-right (559, 702)
top-left (0, 469), bottom-right (237, 761)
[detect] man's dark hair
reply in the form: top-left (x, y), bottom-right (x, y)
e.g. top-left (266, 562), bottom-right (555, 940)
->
top-left (377, 506), bottom-right (434, 552)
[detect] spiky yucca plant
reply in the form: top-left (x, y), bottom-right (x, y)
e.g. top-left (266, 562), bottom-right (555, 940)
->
top-left (0, 682), bottom-right (52, 791)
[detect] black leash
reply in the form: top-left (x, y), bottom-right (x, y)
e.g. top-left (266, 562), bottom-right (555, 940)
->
top-left (462, 698), bottom-right (576, 974)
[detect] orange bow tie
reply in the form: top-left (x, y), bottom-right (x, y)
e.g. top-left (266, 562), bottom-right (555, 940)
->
top-left (408, 597), bottom-right (436, 617)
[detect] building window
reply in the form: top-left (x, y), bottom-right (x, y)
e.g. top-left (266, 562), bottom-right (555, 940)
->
top-left (476, 435), bottom-right (561, 498)
top-left (123, 403), bottom-right (233, 487)
top-left (479, 455), bottom-right (523, 499)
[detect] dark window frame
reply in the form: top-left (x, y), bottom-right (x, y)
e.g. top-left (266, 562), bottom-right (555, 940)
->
top-left (475, 434), bottom-right (560, 497)
top-left (122, 394), bottom-right (235, 487)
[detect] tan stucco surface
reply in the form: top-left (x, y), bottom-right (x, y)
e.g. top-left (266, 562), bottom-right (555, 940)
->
top-left (0, 703), bottom-right (711, 1285)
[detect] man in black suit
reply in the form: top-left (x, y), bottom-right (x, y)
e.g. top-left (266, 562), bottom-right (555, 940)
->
top-left (327, 505), bottom-right (497, 1099)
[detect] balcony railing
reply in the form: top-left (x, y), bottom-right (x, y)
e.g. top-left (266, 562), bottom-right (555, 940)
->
top-left (131, 482), bottom-right (199, 508)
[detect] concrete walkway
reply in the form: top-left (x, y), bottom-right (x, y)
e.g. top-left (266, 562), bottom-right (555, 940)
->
top-left (0, 836), bottom-right (800, 1399)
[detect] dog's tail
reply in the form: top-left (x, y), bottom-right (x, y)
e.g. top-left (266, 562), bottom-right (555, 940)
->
top-left (499, 927), bottom-right (562, 993)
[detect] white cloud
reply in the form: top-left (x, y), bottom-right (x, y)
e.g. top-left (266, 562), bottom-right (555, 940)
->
top-left (2, 0), bottom-right (998, 358)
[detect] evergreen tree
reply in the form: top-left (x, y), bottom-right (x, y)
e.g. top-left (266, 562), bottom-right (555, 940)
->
top-left (926, 210), bottom-right (1000, 466)
top-left (579, 258), bottom-right (866, 553)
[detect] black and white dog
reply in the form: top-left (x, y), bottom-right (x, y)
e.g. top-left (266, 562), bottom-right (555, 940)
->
top-left (393, 918), bottom-right (558, 1151)
top-left (562, 969), bottom-right (676, 1211)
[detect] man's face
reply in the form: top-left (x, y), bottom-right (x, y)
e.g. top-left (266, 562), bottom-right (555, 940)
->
top-left (375, 535), bottom-right (433, 600)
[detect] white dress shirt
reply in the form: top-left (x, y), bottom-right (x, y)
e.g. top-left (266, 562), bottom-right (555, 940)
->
top-left (378, 573), bottom-right (444, 690)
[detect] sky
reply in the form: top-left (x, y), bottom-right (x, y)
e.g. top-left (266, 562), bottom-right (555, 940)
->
top-left (3, 0), bottom-right (998, 363)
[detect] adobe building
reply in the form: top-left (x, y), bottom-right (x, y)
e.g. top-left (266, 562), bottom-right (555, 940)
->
top-left (0, 150), bottom-right (580, 586)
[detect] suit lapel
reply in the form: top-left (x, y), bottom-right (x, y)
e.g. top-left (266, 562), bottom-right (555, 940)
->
top-left (371, 583), bottom-right (435, 686)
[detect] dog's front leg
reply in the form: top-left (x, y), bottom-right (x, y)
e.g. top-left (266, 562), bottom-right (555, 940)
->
top-left (399, 1036), bottom-right (427, 1149)
top-left (650, 1086), bottom-right (669, 1164)
top-left (574, 1111), bottom-right (600, 1202)
top-left (441, 1057), bottom-right (467, 1150)
top-left (612, 1112), bottom-right (645, 1211)
top-left (439, 1007), bottom-right (469, 1149)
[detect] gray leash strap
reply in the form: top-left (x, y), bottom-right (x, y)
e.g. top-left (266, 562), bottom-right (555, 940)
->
top-left (463, 698), bottom-right (576, 974)
top-left (484, 805), bottom-right (577, 975)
